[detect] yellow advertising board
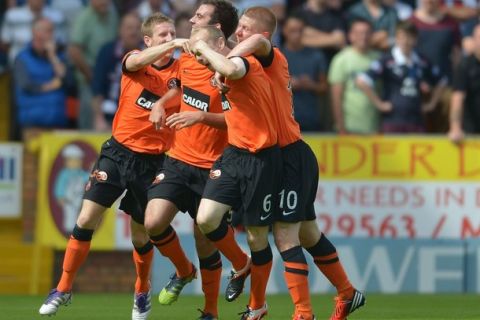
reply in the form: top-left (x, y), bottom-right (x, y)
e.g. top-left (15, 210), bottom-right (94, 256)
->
top-left (304, 135), bottom-right (480, 180)
top-left (34, 131), bottom-right (113, 249)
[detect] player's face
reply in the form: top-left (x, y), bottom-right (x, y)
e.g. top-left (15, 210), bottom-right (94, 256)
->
top-left (190, 4), bottom-right (215, 28)
top-left (235, 15), bottom-right (262, 43)
top-left (146, 22), bottom-right (176, 47)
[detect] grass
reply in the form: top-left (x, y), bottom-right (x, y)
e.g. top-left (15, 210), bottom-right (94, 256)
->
top-left (0, 293), bottom-right (478, 319)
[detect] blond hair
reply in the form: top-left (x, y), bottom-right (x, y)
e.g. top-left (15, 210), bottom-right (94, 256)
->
top-left (243, 6), bottom-right (277, 37)
top-left (141, 12), bottom-right (173, 37)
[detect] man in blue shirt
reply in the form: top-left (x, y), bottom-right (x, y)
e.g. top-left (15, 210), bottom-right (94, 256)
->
top-left (281, 14), bottom-right (328, 131)
top-left (14, 17), bottom-right (67, 128)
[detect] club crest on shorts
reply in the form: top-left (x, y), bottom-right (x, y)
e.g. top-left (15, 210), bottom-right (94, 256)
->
top-left (153, 173), bottom-right (165, 185)
top-left (93, 170), bottom-right (108, 182)
top-left (209, 169), bottom-right (221, 179)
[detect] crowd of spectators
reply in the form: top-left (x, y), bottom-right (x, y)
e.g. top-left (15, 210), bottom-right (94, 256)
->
top-left (1, 0), bottom-right (479, 141)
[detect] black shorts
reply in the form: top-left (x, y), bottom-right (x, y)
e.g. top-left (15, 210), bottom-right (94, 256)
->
top-left (83, 138), bottom-right (165, 224)
top-left (147, 156), bottom-right (209, 219)
top-left (275, 140), bottom-right (318, 223)
top-left (202, 145), bottom-right (282, 227)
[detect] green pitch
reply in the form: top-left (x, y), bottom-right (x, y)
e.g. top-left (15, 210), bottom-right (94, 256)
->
top-left (1, 293), bottom-right (478, 319)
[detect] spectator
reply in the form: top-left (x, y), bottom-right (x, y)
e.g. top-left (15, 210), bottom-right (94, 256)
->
top-left (296, 0), bottom-right (347, 65)
top-left (448, 24), bottom-right (480, 143)
top-left (14, 17), bottom-right (67, 129)
top-left (69, 0), bottom-right (119, 130)
top-left (328, 19), bottom-right (381, 134)
top-left (281, 14), bottom-right (328, 131)
top-left (91, 13), bottom-right (143, 131)
top-left (410, 0), bottom-right (461, 82)
top-left (348, 0), bottom-right (398, 50)
top-left (357, 21), bottom-right (446, 133)
top-left (50, 0), bottom-right (85, 38)
top-left (136, 0), bottom-right (174, 20)
top-left (1, 0), bottom-right (65, 65)
top-left (175, 11), bottom-right (192, 38)
top-left (383, 0), bottom-right (413, 21)
top-left (410, 0), bottom-right (462, 132)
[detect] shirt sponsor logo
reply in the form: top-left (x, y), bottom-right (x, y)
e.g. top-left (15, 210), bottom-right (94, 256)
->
top-left (135, 89), bottom-right (160, 110)
top-left (182, 86), bottom-right (210, 112)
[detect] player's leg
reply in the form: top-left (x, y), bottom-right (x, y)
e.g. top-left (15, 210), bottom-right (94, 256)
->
top-left (238, 225), bottom-right (270, 320)
top-left (144, 198), bottom-right (196, 305)
top-left (274, 222), bottom-right (312, 320)
top-left (273, 141), bottom-right (316, 320)
top-left (130, 218), bottom-right (154, 320)
top-left (39, 140), bottom-right (134, 316)
top-left (38, 200), bottom-right (109, 315)
top-left (197, 198), bottom-right (249, 272)
top-left (194, 224), bottom-right (221, 320)
top-left (300, 221), bottom-right (365, 320)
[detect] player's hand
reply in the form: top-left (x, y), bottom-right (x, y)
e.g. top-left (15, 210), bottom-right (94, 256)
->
top-left (174, 39), bottom-right (193, 55)
top-left (448, 126), bottom-right (465, 144)
top-left (376, 101), bottom-right (393, 112)
top-left (214, 72), bottom-right (230, 94)
top-left (191, 40), bottom-right (207, 56)
top-left (149, 101), bottom-right (166, 130)
top-left (166, 111), bottom-right (204, 130)
top-left (173, 38), bottom-right (189, 49)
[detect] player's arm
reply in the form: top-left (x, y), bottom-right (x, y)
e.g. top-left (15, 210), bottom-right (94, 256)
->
top-left (149, 87), bottom-right (181, 130)
top-left (193, 40), bottom-right (246, 80)
top-left (125, 38), bottom-right (188, 72)
top-left (166, 112), bottom-right (227, 130)
top-left (227, 34), bottom-right (272, 59)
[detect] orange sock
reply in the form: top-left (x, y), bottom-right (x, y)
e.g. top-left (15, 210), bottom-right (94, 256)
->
top-left (281, 246), bottom-right (312, 318)
top-left (57, 236), bottom-right (91, 292)
top-left (205, 222), bottom-right (248, 271)
top-left (199, 251), bottom-right (222, 317)
top-left (133, 242), bottom-right (154, 293)
top-left (151, 226), bottom-right (193, 278)
top-left (306, 236), bottom-right (354, 300)
top-left (249, 246), bottom-right (273, 310)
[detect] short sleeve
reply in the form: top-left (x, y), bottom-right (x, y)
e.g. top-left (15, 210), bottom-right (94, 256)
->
top-left (328, 53), bottom-right (346, 84)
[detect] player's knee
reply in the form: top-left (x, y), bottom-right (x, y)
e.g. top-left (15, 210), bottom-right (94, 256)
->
top-left (76, 200), bottom-right (106, 229)
top-left (246, 227), bottom-right (269, 251)
top-left (273, 222), bottom-right (300, 251)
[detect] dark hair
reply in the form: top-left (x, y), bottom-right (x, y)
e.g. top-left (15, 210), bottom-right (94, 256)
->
top-left (348, 18), bottom-right (373, 31)
top-left (200, 0), bottom-right (239, 38)
top-left (396, 21), bottom-right (418, 37)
